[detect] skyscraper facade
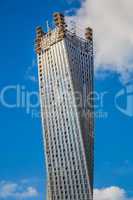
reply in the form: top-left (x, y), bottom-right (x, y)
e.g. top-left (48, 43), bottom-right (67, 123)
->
top-left (35, 13), bottom-right (94, 200)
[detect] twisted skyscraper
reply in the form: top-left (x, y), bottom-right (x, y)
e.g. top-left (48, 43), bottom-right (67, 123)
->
top-left (35, 13), bottom-right (94, 200)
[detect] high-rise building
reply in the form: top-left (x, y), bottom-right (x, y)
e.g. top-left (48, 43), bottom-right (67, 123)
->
top-left (35, 13), bottom-right (94, 200)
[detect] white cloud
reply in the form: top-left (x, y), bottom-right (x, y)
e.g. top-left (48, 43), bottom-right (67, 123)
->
top-left (94, 186), bottom-right (133, 200)
top-left (68, 0), bottom-right (133, 82)
top-left (17, 186), bottom-right (38, 199)
top-left (0, 181), bottom-right (38, 199)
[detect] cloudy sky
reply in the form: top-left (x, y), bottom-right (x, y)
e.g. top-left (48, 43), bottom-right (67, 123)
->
top-left (0, 0), bottom-right (133, 199)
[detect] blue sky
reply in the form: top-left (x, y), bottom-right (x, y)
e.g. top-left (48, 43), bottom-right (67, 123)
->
top-left (0, 0), bottom-right (133, 199)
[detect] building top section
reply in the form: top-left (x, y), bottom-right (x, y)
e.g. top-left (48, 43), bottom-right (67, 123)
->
top-left (35, 12), bottom-right (93, 54)
top-left (53, 12), bottom-right (66, 28)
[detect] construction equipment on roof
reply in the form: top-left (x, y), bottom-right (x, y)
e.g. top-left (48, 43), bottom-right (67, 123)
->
top-left (35, 27), bottom-right (45, 53)
top-left (85, 27), bottom-right (93, 41)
